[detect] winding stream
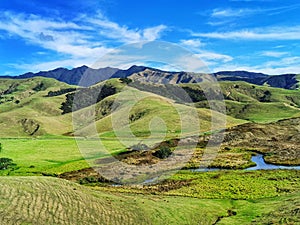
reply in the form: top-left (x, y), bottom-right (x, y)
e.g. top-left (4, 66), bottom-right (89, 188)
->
top-left (193, 154), bottom-right (300, 172)
top-left (143, 154), bottom-right (300, 184)
top-left (245, 154), bottom-right (300, 170)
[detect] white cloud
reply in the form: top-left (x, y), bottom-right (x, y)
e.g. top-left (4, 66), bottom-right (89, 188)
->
top-left (0, 11), bottom-right (167, 73)
top-left (210, 4), bottom-right (300, 18)
top-left (213, 56), bottom-right (300, 75)
top-left (196, 52), bottom-right (233, 63)
top-left (11, 59), bottom-right (89, 73)
top-left (0, 11), bottom-right (111, 58)
top-left (143, 25), bottom-right (168, 42)
top-left (263, 56), bottom-right (300, 68)
top-left (207, 5), bottom-right (300, 26)
top-left (178, 39), bottom-right (233, 70)
top-left (211, 8), bottom-right (254, 18)
top-left (180, 39), bottom-right (204, 48)
top-left (193, 26), bottom-right (300, 40)
top-left (87, 14), bottom-right (167, 43)
top-left (261, 51), bottom-right (288, 58)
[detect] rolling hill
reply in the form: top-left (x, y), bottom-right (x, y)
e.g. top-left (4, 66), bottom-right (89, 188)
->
top-left (128, 80), bottom-right (300, 123)
top-left (0, 77), bottom-right (75, 137)
top-left (1, 73), bottom-right (300, 138)
top-left (0, 76), bottom-right (244, 138)
top-left (0, 176), bottom-right (299, 225)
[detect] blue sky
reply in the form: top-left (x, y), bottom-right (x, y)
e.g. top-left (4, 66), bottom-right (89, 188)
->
top-left (0, 0), bottom-right (300, 75)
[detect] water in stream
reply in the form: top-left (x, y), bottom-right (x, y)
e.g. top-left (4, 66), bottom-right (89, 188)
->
top-left (192, 154), bottom-right (300, 172)
top-left (143, 154), bottom-right (300, 184)
top-left (245, 154), bottom-right (300, 170)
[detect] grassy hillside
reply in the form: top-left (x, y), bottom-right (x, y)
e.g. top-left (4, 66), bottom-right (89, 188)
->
top-left (128, 80), bottom-right (300, 123)
top-left (0, 176), bottom-right (299, 225)
top-left (0, 77), bottom-right (75, 137)
top-left (0, 176), bottom-right (232, 225)
top-left (192, 81), bottom-right (300, 123)
top-left (5, 77), bottom-right (299, 139)
top-left (75, 86), bottom-right (245, 140)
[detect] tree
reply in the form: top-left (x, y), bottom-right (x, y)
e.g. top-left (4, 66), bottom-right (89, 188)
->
top-left (153, 146), bottom-right (172, 159)
top-left (0, 158), bottom-right (14, 170)
top-left (120, 78), bottom-right (132, 84)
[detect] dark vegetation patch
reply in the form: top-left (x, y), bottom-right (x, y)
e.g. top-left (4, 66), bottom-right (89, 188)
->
top-left (58, 167), bottom-right (113, 185)
top-left (60, 84), bottom-right (117, 114)
top-left (95, 98), bottom-right (119, 119)
top-left (0, 84), bottom-right (19, 104)
top-left (120, 77), bottom-right (132, 84)
top-left (46, 88), bottom-right (77, 97)
top-left (152, 146), bottom-right (172, 159)
top-left (0, 158), bottom-right (15, 170)
top-left (33, 82), bottom-right (46, 91)
top-left (212, 209), bottom-right (237, 225)
top-left (0, 83), bottom-right (19, 95)
top-left (129, 111), bottom-right (148, 122)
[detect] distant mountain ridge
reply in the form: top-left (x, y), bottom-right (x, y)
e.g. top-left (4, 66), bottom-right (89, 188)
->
top-left (1, 65), bottom-right (299, 89)
top-left (214, 71), bottom-right (298, 89)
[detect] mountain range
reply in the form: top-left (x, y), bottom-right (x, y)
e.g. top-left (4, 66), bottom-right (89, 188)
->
top-left (1, 65), bottom-right (299, 89)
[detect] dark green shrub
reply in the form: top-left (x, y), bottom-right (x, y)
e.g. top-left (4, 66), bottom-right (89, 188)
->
top-left (0, 158), bottom-right (15, 170)
top-left (120, 78), bottom-right (132, 84)
top-left (153, 146), bottom-right (172, 159)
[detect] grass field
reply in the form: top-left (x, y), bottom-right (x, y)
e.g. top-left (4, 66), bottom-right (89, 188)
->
top-left (0, 137), bottom-right (127, 175)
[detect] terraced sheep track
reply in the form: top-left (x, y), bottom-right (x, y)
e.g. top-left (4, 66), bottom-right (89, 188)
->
top-left (0, 177), bottom-right (149, 225)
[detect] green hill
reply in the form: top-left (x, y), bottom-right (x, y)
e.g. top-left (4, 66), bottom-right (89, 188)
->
top-left (0, 77), bottom-right (75, 137)
top-left (0, 176), bottom-right (234, 225)
top-left (189, 81), bottom-right (300, 123)
top-left (3, 76), bottom-right (300, 138)
top-left (0, 176), bottom-right (299, 225)
top-left (0, 77), bottom-right (245, 138)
